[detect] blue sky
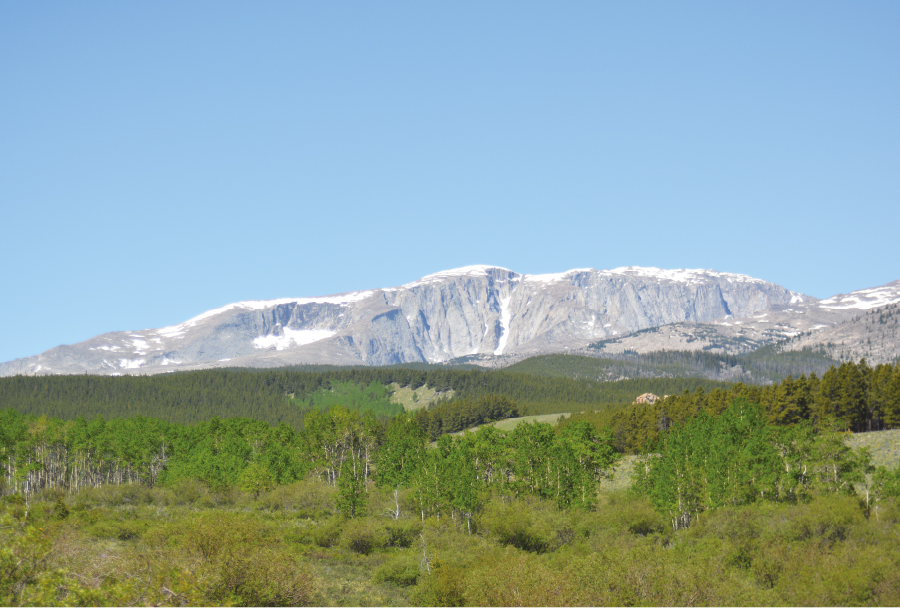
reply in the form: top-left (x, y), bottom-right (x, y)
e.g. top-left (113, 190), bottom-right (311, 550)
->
top-left (1, 2), bottom-right (898, 363)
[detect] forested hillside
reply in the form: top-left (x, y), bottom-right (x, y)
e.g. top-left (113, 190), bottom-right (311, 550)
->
top-left (561, 359), bottom-right (900, 453)
top-left (0, 367), bottom-right (733, 424)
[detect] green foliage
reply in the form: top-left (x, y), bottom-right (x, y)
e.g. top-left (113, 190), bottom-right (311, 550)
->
top-left (240, 462), bottom-right (276, 498)
top-left (372, 553), bottom-right (420, 587)
top-left (299, 380), bottom-right (404, 417)
top-left (52, 497), bottom-right (69, 520)
top-left (340, 518), bottom-right (389, 554)
top-left (312, 516), bottom-right (345, 548)
top-left (635, 400), bottom-right (878, 529)
top-left (563, 359), bottom-right (900, 453)
top-left (478, 499), bottom-right (558, 553)
top-left (415, 394), bottom-right (521, 440)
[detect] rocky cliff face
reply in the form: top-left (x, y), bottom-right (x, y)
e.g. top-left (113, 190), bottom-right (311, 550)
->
top-left (583, 279), bottom-right (900, 365)
top-left (0, 265), bottom-right (813, 376)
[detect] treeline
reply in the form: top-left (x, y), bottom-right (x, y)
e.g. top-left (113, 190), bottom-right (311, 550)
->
top-left (0, 371), bottom-right (305, 427)
top-left (562, 359), bottom-right (900, 453)
top-left (0, 367), bottom-right (734, 424)
top-left (0, 405), bottom-right (620, 520)
top-left (0, 409), bottom-right (309, 498)
top-left (413, 394), bottom-right (521, 440)
top-left (635, 399), bottom-right (900, 530)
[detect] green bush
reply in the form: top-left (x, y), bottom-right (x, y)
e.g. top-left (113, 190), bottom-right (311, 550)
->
top-left (785, 495), bottom-right (865, 544)
top-left (87, 519), bottom-right (146, 541)
top-left (204, 547), bottom-right (318, 607)
top-left (340, 518), bottom-right (388, 555)
top-left (372, 553), bottom-right (420, 587)
top-left (383, 519), bottom-right (421, 548)
top-left (166, 477), bottom-right (212, 506)
top-left (182, 513), bottom-right (266, 561)
top-left (256, 480), bottom-right (336, 516)
top-left (592, 492), bottom-right (667, 536)
top-left (312, 516), bottom-right (345, 548)
top-left (408, 560), bottom-right (467, 607)
top-left (478, 499), bottom-right (557, 553)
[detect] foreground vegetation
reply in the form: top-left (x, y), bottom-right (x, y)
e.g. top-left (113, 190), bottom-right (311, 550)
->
top-left (4, 475), bottom-right (900, 606)
top-left (2, 357), bottom-right (900, 605)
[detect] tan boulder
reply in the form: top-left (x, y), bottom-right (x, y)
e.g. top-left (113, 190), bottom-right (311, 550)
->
top-left (633, 392), bottom-right (660, 405)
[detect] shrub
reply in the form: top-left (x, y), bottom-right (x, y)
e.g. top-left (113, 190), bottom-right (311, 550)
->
top-left (204, 548), bottom-right (318, 607)
top-left (383, 519), bottom-right (421, 548)
top-left (182, 513), bottom-right (265, 561)
top-left (256, 480), bottom-right (336, 516)
top-left (408, 559), bottom-right (466, 607)
top-left (340, 518), bottom-right (388, 555)
top-left (592, 492), bottom-right (666, 536)
top-left (166, 478), bottom-right (211, 506)
top-left (312, 516), bottom-right (345, 548)
top-left (87, 519), bottom-right (147, 541)
top-left (372, 553), bottom-right (420, 587)
top-left (478, 500), bottom-right (556, 553)
top-left (785, 495), bottom-right (865, 545)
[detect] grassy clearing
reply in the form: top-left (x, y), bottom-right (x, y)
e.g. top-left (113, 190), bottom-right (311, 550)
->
top-left (388, 383), bottom-right (454, 412)
top-left (599, 454), bottom-right (640, 492)
top-left (448, 413), bottom-right (568, 437)
top-left (846, 429), bottom-right (900, 471)
top-left (294, 381), bottom-right (404, 417)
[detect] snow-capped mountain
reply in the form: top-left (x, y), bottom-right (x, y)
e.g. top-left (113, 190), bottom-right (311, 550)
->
top-left (0, 265), bottom-right (819, 376)
top-left (585, 279), bottom-right (900, 363)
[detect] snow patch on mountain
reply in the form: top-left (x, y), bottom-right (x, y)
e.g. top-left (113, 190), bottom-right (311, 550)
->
top-left (494, 295), bottom-right (513, 355)
top-left (253, 328), bottom-right (336, 351)
top-left (817, 282), bottom-right (900, 311)
top-left (524, 269), bottom-right (592, 284)
top-left (155, 292), bottom-right (375, 337)
top-left (406, 265), bottom-right (514, 287)
top-left (605, 267), bottom-right (766, 285)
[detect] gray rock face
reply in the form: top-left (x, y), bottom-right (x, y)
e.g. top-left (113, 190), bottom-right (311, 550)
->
top-left (582, 280), bottom-right (900, 365)
top-left (1, 265), bottom-right (820, 376)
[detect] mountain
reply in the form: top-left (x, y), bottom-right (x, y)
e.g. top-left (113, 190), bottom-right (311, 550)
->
top-left (583, 280), bottom-right (900, 365)
top-left (1, 265), bottom-right (816, 376)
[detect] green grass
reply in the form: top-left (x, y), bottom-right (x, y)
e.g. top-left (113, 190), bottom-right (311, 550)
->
top-left (846, 429), bottom-right (900, 471)
top-left (388, 383), bottom-right (454, 412)
top-left (293, 381), bottom-right (404, 417)
top-left (448, 413), bottom-right (568, 437)
top-left (599, 454), bottom-right (640, 493)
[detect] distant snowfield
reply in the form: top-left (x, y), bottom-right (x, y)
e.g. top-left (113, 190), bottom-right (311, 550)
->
top-left (253, 328), bottom-right (336, 351)
top-left (818, 284), bottom-right (900, 311)
top-left (604, 266), bottom-right (767, 285)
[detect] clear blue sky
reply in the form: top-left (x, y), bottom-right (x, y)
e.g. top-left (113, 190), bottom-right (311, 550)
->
top-left (2, 2), bottom-right (898, 363)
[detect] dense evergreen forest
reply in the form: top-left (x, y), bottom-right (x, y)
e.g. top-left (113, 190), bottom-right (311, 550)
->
top-left (561, 359), bottom-right (900, 453)
top-left (0, 366), bottom-right (733, 424)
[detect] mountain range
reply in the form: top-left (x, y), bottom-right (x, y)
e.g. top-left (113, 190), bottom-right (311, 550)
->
top-left (2, 265), bottom-right (899, 377)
